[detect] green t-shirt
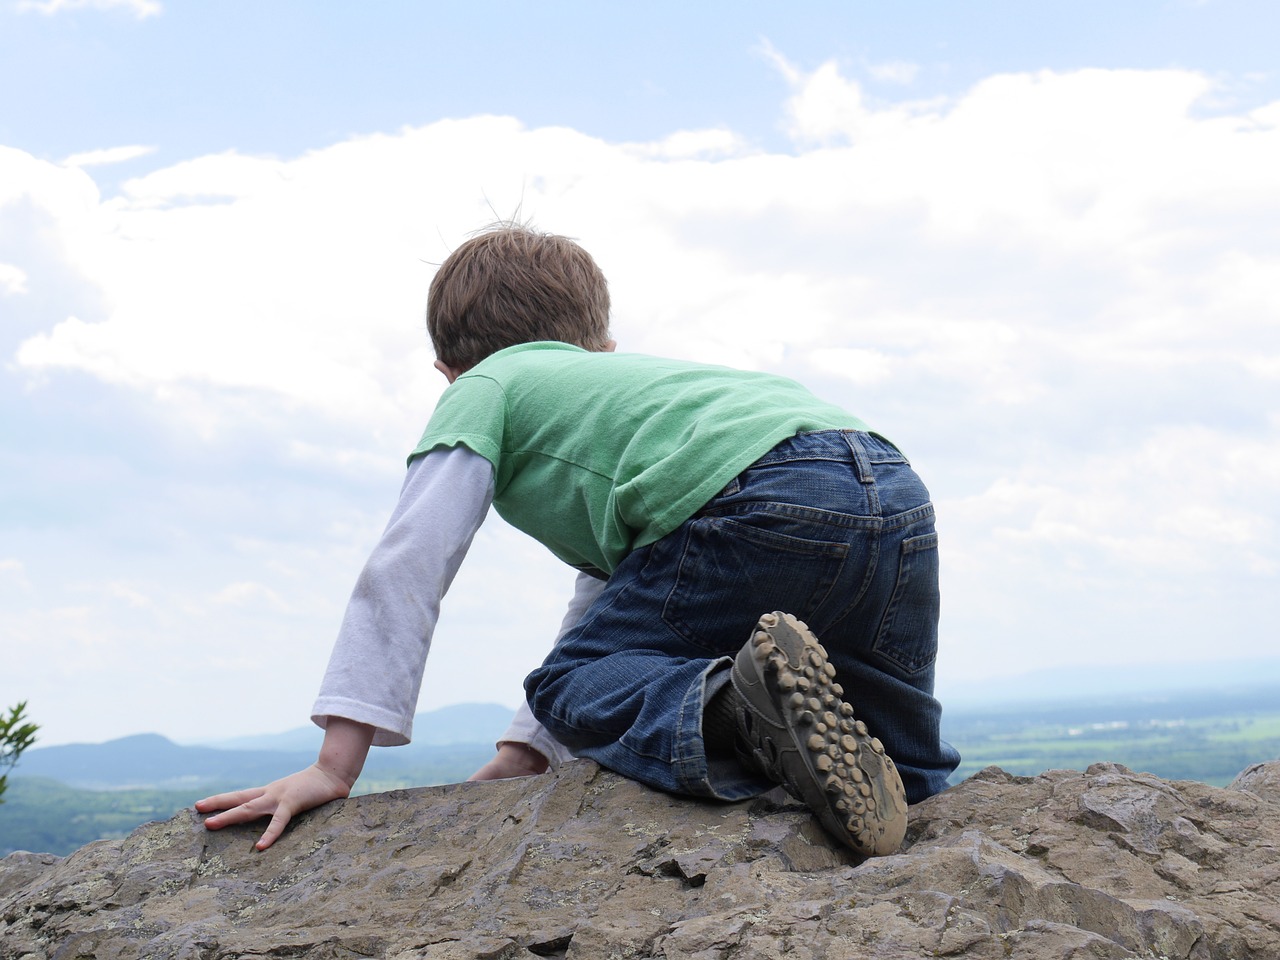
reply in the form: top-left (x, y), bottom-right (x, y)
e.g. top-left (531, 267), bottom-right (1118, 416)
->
top-left (410, 342), bottom-right (869, 576)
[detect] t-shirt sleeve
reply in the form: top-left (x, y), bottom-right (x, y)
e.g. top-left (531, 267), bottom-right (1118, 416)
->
top-left (311, 445), bottom-right (495, 746)
top-left (408, 374), bottom-right (509, 472)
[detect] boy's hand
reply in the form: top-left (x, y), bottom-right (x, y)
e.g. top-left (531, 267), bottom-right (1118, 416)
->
top-left (196, 716), bottom-right (374, 850)
top-left (196, 763), bottom-right (353, 850)
top-left (468, 741), bottom-right (549, 781)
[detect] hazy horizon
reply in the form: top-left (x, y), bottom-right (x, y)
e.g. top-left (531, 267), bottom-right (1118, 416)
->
top-left (16, 656), bottom-right (1280, 750)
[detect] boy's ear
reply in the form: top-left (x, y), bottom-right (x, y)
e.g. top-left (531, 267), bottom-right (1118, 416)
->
top-left (604, 339), bottom-right (617, 353)
top-left (434, 359), bottom-right (463, 384)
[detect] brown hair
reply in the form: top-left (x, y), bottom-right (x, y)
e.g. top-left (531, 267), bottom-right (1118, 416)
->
top-left (427, 225), bottom-right (611, 370)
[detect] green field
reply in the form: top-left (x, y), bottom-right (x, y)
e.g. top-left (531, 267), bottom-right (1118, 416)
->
top-left (0, 778), bottom-right (213, 858)
top-left (943, 687), bottom-right (1280, 786)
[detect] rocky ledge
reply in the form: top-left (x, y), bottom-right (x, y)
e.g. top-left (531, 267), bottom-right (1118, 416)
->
top-left (1, 758), bottom-right (1278, 959)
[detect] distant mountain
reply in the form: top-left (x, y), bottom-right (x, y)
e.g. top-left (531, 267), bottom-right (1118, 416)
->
top-left (15, 703), bottom-right (517, 792)
top-left (197, 702), bottom-right (516, 752)
top-left (14, 734), bottom-right (318, 791)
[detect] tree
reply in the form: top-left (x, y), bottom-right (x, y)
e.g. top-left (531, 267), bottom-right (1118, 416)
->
top-left (1, 702), bottom-right (39, 805)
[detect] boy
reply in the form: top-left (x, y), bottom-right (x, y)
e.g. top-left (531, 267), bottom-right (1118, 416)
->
top-left (198, 226), bottom-right (960, 857)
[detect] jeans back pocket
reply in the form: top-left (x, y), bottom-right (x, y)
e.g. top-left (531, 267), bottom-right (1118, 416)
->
top-left (871, 531), bottom-right (940, 677)
top-left (661, 514), bottom-right (850, 655)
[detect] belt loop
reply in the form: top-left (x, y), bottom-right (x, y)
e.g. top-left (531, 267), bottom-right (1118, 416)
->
top-left (840, 430), bottom-right (875, 485)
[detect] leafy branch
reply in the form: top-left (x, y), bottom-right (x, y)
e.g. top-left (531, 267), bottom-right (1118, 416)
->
top-left (0, 702), bottom-right (39, 805)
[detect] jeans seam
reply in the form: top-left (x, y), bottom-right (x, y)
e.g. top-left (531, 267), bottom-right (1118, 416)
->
top-left (880, 502), bottom-right (936, 532)
top-left (703, 502), bottom-right (884, 530)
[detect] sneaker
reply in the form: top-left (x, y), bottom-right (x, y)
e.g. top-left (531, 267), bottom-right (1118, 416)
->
top-left (729, 611), bottom-right (908, 856)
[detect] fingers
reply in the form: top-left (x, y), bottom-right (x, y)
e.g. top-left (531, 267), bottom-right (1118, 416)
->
top-left (197, 787), bottom-right (283, 835)
top-left (201, 795), bottom-right (295, 850)
top-left (195, 786), bottom-right (267, 814)
top-left (256, 809), bottom-right (293, 851)
top-left (200, 799), bottom-right (273, 832)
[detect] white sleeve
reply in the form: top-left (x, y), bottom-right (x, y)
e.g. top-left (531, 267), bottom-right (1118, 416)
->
top-left (311, 446), bottom-right (494, 746)
top-left (497, 570), bottom-right (607, 767)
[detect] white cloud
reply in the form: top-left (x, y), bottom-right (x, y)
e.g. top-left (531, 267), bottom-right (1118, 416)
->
top-left (8, 63), bottom-right (1278, 514)
top-left (15, 0), bottom-right (160, 17)
top-left (0, 262), bottom-right (27, 295)
top-left (867, 60), bottom-right (920, 85)
top-left (62, 145), bottom-right (157, 168)
top-left (213, 581), bottom-right (290, 611)
top-left (955, 426), bottom-right (1276, 565)
top-left (808, 347), bottom-right (894, 387)
top-left (781, 59), bottom-right (875, 144)
top-left (754, 38), bottom-right (804, 88)
top-left (104, 581), bottom-right (154, 608)
top-left (626, 128), bottom-right (747, 160)
top-left (0, 559), bottom-right (32, 592)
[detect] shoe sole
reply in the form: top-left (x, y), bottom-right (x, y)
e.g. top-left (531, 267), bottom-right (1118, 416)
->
top-left (730, 612), bottom-right (908, 857)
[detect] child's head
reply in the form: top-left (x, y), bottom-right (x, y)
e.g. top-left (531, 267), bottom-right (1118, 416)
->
top-left (427, 224), bottom-right (611, 372)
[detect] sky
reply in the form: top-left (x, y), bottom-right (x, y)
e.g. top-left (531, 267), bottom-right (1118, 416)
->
top-left (2, 0), bottom-right (1278, 749)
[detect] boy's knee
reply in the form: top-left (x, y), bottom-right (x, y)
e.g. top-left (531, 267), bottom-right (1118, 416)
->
top-left (522, 665), bottom-right (579, 742)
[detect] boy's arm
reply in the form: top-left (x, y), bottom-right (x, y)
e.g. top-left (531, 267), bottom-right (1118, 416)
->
top-left (198, 446), bottom-right (495, 848)
top-left (310, 445), bottom-right (496, 744)
top-left (469, 571), bottom-right (605, 780)
top-left (196, 716), bottom-right (374, 850)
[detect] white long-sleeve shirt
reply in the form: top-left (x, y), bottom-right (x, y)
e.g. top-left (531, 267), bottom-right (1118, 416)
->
top-left (311, 445), bottom-right (597, 766)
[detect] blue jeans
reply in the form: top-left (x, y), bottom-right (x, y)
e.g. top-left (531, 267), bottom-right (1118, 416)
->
top-left (525, 430), bottom-right (960, 804)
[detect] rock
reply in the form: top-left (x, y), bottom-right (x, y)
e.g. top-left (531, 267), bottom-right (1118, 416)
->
top-left (1, 758), bottom-right (1277, 959)
top-left (1229, 761), bottom-right (1280, 805)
